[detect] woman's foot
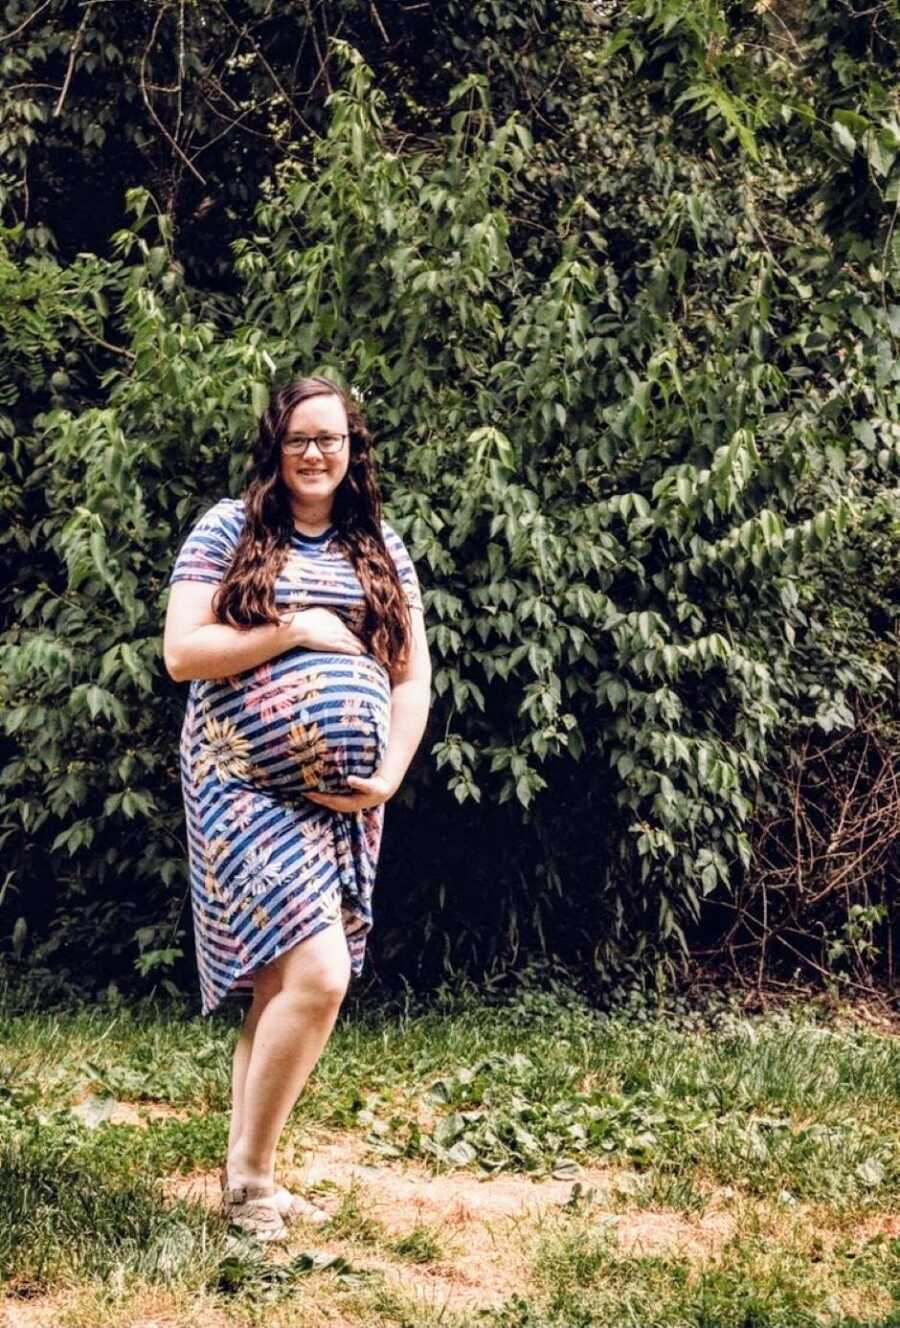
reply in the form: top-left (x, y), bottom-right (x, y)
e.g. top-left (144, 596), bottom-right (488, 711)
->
top-left (221, 1180), bottom-right (287, 1243)
top-left (219, 1164), bottom-right (330, 1226)
top-left (278, 1189), bottom-right (331, 1225)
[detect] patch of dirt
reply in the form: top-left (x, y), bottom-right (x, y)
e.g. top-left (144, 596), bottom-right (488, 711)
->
top-left (295, 1131), bottom-right (736, 1259)
top-left (708, 1198), bottom-right (900, 1267)
top-left (2, 1298), bottom-right (231, 1328)
top-left (602, 1207), bottom-right (736, 1261)
top-left (164, 1127), bottom-right (737, 1313)
top-left (2, 1308), bottom-right (41, 1328)
top-left (831, 1288), bottom-right (897, 1324)
top-left (105, 1101), bottom-right (192, 1127)
top-left (68, 1086), bottom-right (191, 1128)
top-left (849, 1212), bottom-right (900, 1243)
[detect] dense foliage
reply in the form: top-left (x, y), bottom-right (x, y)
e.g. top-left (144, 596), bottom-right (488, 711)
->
top-left (1, 0), bottom-right (898, 1000)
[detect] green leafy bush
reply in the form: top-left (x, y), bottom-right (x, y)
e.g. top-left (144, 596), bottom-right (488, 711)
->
top-left (1, 6), bottom-right (898, 996)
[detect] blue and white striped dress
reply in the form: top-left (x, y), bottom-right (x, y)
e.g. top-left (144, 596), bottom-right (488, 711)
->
top-left (168, 498), bottom-right (423, 1015)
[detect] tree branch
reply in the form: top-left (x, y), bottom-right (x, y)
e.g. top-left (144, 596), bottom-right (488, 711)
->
top-left (53, 1), bottom-right (96, 117)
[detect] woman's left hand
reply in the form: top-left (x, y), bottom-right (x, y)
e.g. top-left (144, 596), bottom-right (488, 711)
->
top-left (303, 769), bottom-right (398, 812)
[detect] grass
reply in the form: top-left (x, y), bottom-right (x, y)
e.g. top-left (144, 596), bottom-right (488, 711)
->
top-left (518, 1207), bottom-right (898, 1327)
top-left (0, 972), bottom-right (898, 1326)
top-left (2, 1130), bottom-right (223, 1294)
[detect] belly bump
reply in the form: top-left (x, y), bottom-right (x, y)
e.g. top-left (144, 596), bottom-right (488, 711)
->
top-left (219, 649), bottom-right (392, 794)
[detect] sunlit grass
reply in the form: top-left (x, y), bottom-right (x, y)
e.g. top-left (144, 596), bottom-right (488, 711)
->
top-left (1, 972), bottom-right (898, 1324)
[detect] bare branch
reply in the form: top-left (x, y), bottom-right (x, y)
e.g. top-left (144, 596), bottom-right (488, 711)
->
top-left (1, 0), bottom-right (56, 45)
top-left (214, 0), bottom-right (317, 138)
top-left (139, 2), bottom-right (208, 189)
top-left (53, 1), bottom-right (97, 117)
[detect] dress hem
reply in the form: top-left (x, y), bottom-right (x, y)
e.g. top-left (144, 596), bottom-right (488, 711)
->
top-left (199, 907), bottom-right (368, 1016)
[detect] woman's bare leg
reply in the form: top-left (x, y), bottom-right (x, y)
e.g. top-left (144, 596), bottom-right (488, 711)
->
top-left (227, 917), bottom-right (351, 1191)
top-left (226, 964), bottom-right (282, 1164)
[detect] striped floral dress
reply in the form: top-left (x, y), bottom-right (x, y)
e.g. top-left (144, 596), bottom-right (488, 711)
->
top-left (167, 498), bottom-right (423, 1015)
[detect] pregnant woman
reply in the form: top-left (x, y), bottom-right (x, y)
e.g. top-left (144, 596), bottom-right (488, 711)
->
top-left (163, 374), bottom-right (431, 1241)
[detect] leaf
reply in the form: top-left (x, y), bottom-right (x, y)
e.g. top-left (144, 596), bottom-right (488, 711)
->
top-left (855, 1158), bottom-right (884, 1187)
top-left (832, 120), bottom-right (856, 154)
top-left (445, 1140), bottom-right (478, 1165)
top-left (433, 1113), bottom-right (466, 1147)
top-left (11, 916), bottom-right (27, 960)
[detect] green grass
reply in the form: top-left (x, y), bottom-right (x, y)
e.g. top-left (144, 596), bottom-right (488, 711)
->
top-left (1, 972), bottom-right (898, 1326)
top-left (514, 1207), bottom-right (900, 1327)
top-left (387, 1222), bottom-right (444, 1264)
top-left (0, 1125), bottom-right (227, 1295)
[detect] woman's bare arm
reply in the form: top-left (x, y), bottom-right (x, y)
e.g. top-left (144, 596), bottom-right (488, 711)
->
top-left (379, 606), bottom-right (432, 789)
top-left (164, 582), bottom-right (369, 682)
top-left (163, 581), bottom-right (304, 682)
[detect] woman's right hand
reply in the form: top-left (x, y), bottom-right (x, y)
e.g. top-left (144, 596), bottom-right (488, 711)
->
top-left (290, 607), bottom-right (366, 655)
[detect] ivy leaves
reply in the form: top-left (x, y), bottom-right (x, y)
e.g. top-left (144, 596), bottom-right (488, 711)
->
top-left (1, 5), bottom-right (899, 988)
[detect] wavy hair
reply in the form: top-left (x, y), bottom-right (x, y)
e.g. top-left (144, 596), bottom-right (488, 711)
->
top-left (212, 375), bottom-right (412, 680)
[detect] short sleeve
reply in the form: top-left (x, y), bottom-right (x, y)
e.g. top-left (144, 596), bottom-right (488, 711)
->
top-left (382, 520), bottom-right (424, 613)
top-left (168, 498), bottom-right (245, 587)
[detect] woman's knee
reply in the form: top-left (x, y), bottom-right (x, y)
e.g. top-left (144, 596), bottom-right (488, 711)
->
top-left (275, 921), bottom-right (351, 1010)
top-left (290, 956), bottom-right (350, 1011)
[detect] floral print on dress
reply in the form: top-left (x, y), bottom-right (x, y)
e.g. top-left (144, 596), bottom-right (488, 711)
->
top-left (222, 789), bottom-right (265, 832)
top-left (288, 717), bottom-right (329, 785)
top-left (240, 663), bottom-right (330, 724)
top-left (169, 498), bottom-right (424, 1015)
top-left (202, 836), bottom-right (230, 903)
top-left (195, 715), bottom-right (252, 783)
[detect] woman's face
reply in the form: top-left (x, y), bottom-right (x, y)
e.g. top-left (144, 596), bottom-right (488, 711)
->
top-left (279, 393), bottom-right (350, 514)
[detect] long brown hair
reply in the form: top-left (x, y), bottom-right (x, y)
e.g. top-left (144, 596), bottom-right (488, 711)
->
top-left (212, 375), bottom-right (412, 679)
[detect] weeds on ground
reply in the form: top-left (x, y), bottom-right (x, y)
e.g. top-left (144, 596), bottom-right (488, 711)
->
top-left (0, 975), bottom-right (898, 1325)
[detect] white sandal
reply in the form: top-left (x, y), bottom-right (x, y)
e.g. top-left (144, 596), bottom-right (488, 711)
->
top-left (278, 1190), bottom-right (331, 1226)
top-left (219, 1164), bottom-right (329, 1228)
top-left (221, 1182), bottom-right (288, 1243)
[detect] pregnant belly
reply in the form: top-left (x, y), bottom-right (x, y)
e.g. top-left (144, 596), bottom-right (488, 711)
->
top-left (192, 649), bottom-right (392, 796)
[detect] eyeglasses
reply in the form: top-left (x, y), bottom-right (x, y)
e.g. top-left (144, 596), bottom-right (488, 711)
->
top-left (282, 433), bottom-right (348, 456)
